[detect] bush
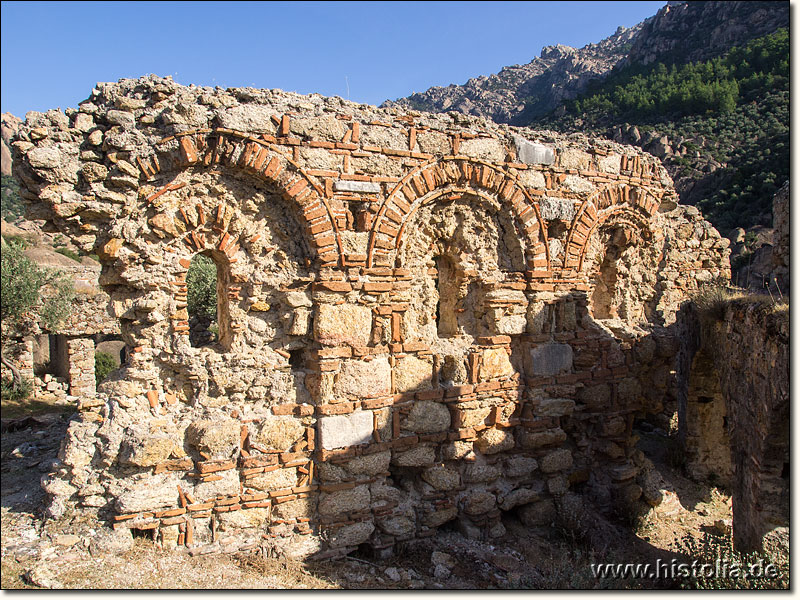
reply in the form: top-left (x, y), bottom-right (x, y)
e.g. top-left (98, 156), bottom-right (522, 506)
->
top-left (54, 247), bottom-right (81, 262)
top-left (187, 254), bottom-right (217, 320)
top-left (94, 351), bottom-right (117, 385)
top-left (1, 376), bottom-right (32, 403)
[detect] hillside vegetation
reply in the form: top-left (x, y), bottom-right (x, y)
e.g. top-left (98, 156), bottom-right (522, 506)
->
top-left (534, 29), bottom-right (789, 232)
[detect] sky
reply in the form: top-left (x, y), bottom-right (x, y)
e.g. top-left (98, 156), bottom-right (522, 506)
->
top-left (1, 1), bottom-right (666, 117)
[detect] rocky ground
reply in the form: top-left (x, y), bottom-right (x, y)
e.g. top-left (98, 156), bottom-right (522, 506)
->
top-left (0, 408), bottom-right (788, 590)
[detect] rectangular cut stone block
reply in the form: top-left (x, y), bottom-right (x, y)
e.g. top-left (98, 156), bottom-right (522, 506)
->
top-left (334, 180), bottom-right (381, 194)
top-left (319, 411), bottom-right (374, 450)
top-left (514, 136), bottom-right (554, 165)
top-left (394, 355), bottom-right (433, 392)
top-left (534, 398), bottom-right (576, 417)
top-left (530, 343), bottom-right (573, 377)
top-left (539, 196), bottom-right (576, 221)
top-left (334, 357), bottom-right (391, 398)
top-left (480, 348), bottom-right (514, 381)
top-left (315, 304), bottom-right (372, 347)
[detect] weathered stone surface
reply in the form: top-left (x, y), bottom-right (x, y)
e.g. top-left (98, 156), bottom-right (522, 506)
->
top-left (422, 506), bottom-right (458, 528)
top-left (315, 304), bottom-right (372, 347)
top-left (272, 496), bottom-right (314, 521)
top-left (392, 445), bottom-right (435, 467)
top-left (463, 491), bottom-right (496, 515)
top-left (402, 401), bottom-right (450, 433)
top-left (394, 355), bottom-right (432, 392)
top-left (505, 456), bottom-right (539, 478)
top-left (334, 357), bottom-right (391, 398)
top-left (534, 398), bottom-right (575, 418)
top-left (318, 485), bottom-right (370, 517)
top-left (479, 348), bottom-right (514, 380)
top-left (253, 417), bottom-right (306, 452)
top-left (217, 507), bottom-right (271, 530)
top-left (421, 465), bottom-right (461, 490)
top-left (318, 411), bottom-right (373, 450)
top-left (114, 473), bottom-right (179, 513)
top-left (343, 451), bottom-right (390, 476)
top-left (186, 419), bottom-right (241, 459)
top-left (463, 463), bottom-right (501, 483)
top-left (530, 343), bottom-right (573, 376)
top-left (539, 196), bottom-right (576, 221)
top-left (474, 428), bottom-right (514, 455)
top-left (193, 469), bottom-right (241, 501)
top-left (246, 467), bottom-right (297, 491)
top-left (540, 449), bottom-right (573, 473)
top-left (499, 483), bottom-right (546, 511)
top-left (327, 521), bottom-right (375, 548)
top-left (118, 427), bottom-right (179, 467)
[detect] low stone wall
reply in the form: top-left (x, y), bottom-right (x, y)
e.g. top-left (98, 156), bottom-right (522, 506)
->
top-left (678, 298), bottom-right (789, 552)
top-left (14, 76), bottom-right (731, 558)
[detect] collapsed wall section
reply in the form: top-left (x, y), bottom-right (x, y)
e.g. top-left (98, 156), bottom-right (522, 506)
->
top-left (12, 76), bottom-right (731, 558)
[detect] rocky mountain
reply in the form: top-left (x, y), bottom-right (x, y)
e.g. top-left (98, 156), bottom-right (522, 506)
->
top-left (387, 1), bottom-right (789, 126)
top-left (384, 24), bottom-right (641, 124)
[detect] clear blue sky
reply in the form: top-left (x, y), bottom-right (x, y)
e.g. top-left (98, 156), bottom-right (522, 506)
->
top-left (1, 1), bottom-right (665, 117)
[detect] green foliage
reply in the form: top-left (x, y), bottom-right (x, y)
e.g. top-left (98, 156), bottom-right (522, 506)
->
top-left (556, 28), bottom-right (787, 124)
top-left (54, 247), bottom-right (81, 262)
top-left (1, 376), bottom-right (33, 403)
top-left (94, 350), bottom-right (117, 385)
top-left (1, 175), bottom-right (24, 221)
top-left (187, 254), bottom-right (217, 320)
top-left (0, 238), bottom-right (74, 331)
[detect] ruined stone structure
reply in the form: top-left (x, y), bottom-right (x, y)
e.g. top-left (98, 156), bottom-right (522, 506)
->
top-left (678, 299), bottom-right (789, 553)
top-left (13, 76), bottom-right (737, 558)
top-left (1, 259), bottom-right (120, 404)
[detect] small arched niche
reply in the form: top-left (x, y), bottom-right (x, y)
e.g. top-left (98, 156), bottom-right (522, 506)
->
top-left (587, 224), bottom-right (644, 321)
top-left (186, 250), bottom-right (232, 350)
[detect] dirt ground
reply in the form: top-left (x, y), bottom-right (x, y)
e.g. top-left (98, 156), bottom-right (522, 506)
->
top-left (0, 407), bottom-right (789, 590)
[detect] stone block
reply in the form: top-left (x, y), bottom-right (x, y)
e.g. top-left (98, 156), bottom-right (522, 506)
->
top-left (217, 507), bottom-right (271, 530)
top-left (539, 449), bottom-right (573, 473)
top-left (463, 491), bottom-right (496, 515)
top-left (422, 465), bottom-right (461, 491)
top-left (499, 483), bottom-right (545, 511)
top-left (114, 473), bottom-right (179, 513)
top-left (577, 384), bottom-right (610, 409)
top-left (538, 196), bottom-right (576, 221)
top-left (272, 496), bottom-right (314, 521)
top-left (376, 504), bottom-right (416, 537)
top-left (334, 357), bottom-right (391, 398)
top-left (318, 411), bottom-right (374, 450)
top-left (480, 348), bottom-right (514, 380)
top-left (459, 137), bottom-right (506, 162)
top-left (402, 401), bottom-right (451, 433)
top-left (318, 484), bottom-right (370, 517)
top-left (495, 313), bottom-right (527, 336)
top-left (505, 456), bottom-right (539, 478)
top-left (327, 520), bottom-right (375, 548)
top-left (246, 467), bottom-right (297, 492)
top-left (514, 136), bottom-right (554, 165)
top-left (534, 398), bottom-right (575, 418)
top-left (474, 428), bottom-right (515, 455)
top-left (343, 451), bottom-right (391, 476)
top-left (530, 343), bottom-right (573, 377)
top-left (186, 419), bottom-right (241, 459)
top-left (315, 304), bottom-right (372, 347)
top-left (463, 463), bottom-right (501, 483)
top-left (193, 468), bottom-right (240, 501)
top-left (118, 427), bottom-right (179, 467)
top-left (423, 506), bottom-right (458, 528)
top-left (334, 180), bottom-right (381, 194)
top-left (253, 416), bottom-right (306, 452)
top-left (391, 445), bottom-right (435, 467)
top-left (394, 355), bottom-right (433, 392)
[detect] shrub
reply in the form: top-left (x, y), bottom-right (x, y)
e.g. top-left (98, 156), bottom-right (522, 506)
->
top-left (187, 254), bottom-right (217, 320)
top-left (1, 376), bottom-right (33, 403)
top-left (94, 351), bottom-right (117, 385)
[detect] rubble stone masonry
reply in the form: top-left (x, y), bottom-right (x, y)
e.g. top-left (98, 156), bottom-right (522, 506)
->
top-left (14, 75), bottom-right (733, 558)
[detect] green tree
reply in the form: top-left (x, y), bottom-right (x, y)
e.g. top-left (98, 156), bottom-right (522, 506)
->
top-left (1, 175), bottom-right (24, 221)
top-left (187, 254), bottom-right (217, 320)
top-left (0, 238), bottom-right (74, 390)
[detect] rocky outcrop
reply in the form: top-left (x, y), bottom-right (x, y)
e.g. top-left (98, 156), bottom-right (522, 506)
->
top-left (2, 112), bottom-right (22, 176)
top-left (384, 25), bottom-right (641, 124)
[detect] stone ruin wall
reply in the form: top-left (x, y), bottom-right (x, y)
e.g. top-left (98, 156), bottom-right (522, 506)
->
top-left (1, 260), bottom-right (120, 404)
top-left (677, 299), bottom-right (788, 553)
top-left (13, 76), bottom-right (731, 559)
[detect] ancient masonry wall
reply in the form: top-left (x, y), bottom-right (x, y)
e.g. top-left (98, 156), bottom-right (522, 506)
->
top-left (14, 76), bottom-right (730, 559)
top-left (0, 261), bottom-right (119, 404)
top-left (678, 300), bottom-right (789, 553)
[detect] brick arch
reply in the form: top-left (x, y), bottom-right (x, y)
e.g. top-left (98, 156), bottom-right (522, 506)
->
top-left (563, 184), bottom-right (661, 273)
top-left (136, 129), bottom-right (344, 268)
top-left (366, 158), bottom-right (549, 269)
